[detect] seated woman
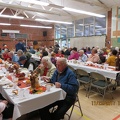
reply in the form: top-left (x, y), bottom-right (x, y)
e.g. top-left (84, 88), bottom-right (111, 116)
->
top-left (68, 47), bottom-right (79, 60)
top-left (33, 56), bottom-right (56, 78)
top-left (0, 94), bottom-right (14, 120)
top-left (87, 48), bottom-right (100, 63)
top-left (78, 50), bottom-right (88, 62)
top-left (106, 49), bottom-right (118, 66)
top-left (51, 52), bottom-right (57, 66)
top-left (2, 49), bottom-right (11, 61)
top-left (56, 50), bottom-right (64, 58)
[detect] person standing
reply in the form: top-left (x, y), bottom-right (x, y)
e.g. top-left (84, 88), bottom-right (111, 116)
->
top-left (15, 40), bottom-right (26, 52)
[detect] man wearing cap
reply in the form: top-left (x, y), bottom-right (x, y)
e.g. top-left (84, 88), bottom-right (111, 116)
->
top-left (19, 55), bottom-right (35, 71)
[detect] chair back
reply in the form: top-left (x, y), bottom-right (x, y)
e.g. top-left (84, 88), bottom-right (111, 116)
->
top-left (90, 72), bottom-right (106, 81)
top-left (68, 65), bottom-right (75, 71)
top-left (76, 69), bottom-right (89, 77)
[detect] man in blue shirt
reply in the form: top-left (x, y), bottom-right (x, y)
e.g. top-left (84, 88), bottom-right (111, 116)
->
top-left (15, 40), bottom-right (26, 52)
top-left (40, 58), bottom-right (79, 120)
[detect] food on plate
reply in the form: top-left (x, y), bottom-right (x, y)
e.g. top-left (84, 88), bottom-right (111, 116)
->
top-left (9, 84), bottom-right (13, 87)
top-left (26, 80), bottom-right (31, 84)
top-left (29, 86), bottom-right (46, 94)
top-left (46, 83), bottom-right (54, 86)
top-left (16, 72), bottom-right (25, 80)
top-left (16, 73), bottom-right (25, 77)
top-left (12, 90), bottom-right (18, 95)
top-left (8, 67), bottom-right (14, 73)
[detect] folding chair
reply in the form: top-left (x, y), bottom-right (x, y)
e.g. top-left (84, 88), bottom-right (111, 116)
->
top-left (66, 80), bottom-right (83, 120)
top-left (66, 94), bottom-right (83, 120)
top-left (76, 69), bottom-right (91, 96)
top-left (88, 72), bottom-right (113, 99)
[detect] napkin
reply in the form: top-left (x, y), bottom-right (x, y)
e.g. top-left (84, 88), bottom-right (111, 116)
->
top-left (0, 77), bottom-right (11, 85)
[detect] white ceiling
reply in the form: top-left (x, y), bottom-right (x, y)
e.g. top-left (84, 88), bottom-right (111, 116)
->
top-left (0, 0), bottom-right (120, 25)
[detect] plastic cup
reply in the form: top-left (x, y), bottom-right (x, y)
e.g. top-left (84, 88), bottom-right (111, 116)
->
top-left (46, 84), bottom-right (51, 92)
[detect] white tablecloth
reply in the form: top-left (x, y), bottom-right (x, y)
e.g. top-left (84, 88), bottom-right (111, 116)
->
top-left (68, 62), bottom-right (120, 79)
top-left (31, 54), bottom-right (40, 61)
top-left (1, 86), bottom-right (66, 120)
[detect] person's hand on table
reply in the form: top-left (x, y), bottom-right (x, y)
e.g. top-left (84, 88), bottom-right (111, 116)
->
top-left (38, 64), bottom-right (44, 69)
top-left (41, 76), bottom-right (50, 83)
top-left (55, 82), bottom-right (61, 88)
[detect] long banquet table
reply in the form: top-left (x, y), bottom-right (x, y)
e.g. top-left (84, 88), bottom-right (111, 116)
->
top-left (2, 86), bottom-right (66, 120)
top-left (68, 62), bottom-right (120, 79)
top-left (0, 68), bottom-right (66, 120)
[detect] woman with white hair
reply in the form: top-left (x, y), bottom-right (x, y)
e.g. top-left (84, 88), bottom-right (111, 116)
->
top-left (33, 56), bottom-right (56, 78)
top-left (78, 50), bottom-right (88, 62)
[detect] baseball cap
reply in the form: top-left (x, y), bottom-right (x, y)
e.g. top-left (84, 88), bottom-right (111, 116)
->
top-left (19, 55), bottom-right (27, 61)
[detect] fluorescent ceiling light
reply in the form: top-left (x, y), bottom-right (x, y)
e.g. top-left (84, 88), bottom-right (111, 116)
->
top-left (16, 0), bottom-right (49, 6)
top-left (0, 23), bottom-right (11, 25)
top-left (20, 24), bottom-right (52, 29)
top-left (63, 7), bottom-right (105, 18)
top-left (0, 14), bottom-right (24, 19)
top-left (35, 19), bottom-right (72, 24)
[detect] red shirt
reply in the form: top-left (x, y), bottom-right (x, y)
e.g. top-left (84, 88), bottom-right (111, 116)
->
top-left (3, 53), bottom-right (11, 61)
top-left (43, 68), bottom-right (48, 76)
top-left (56, 54), bottom-right (64, 58)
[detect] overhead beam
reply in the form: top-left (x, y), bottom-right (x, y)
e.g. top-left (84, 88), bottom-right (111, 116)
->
top-left (0, 7), bottom-right (6, 14)
top-left (9, 8), bottom-right (15, 15)
top-left (0, 1), bottom-right (64, 16)
top-left (70, 0), bottom-right (109, 10)
top-left (23, 11), bottom-right (29, 18)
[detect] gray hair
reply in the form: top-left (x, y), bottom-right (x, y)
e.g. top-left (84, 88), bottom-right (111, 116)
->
top-left (41, 56), bottom-right (52, 67)
top-left (57, 58), bottom-right (67, 66)
top-left (79, 50), bottom-right (84, 54)
top-left (17, 50), bottom-right (23, 57)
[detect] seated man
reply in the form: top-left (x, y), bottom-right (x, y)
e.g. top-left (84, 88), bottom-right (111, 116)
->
top-left (19, 55), bottom-right (37, 71)
top-left (40, 58), bottom-right (79, 120)
top-left (33, 56), bottom-right (56, 78)
top-left (2, 48), bottom-right (11, 61)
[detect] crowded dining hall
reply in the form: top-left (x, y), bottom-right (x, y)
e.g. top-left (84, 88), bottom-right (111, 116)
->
top-left (0, 0), bottom-right (120, 120)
